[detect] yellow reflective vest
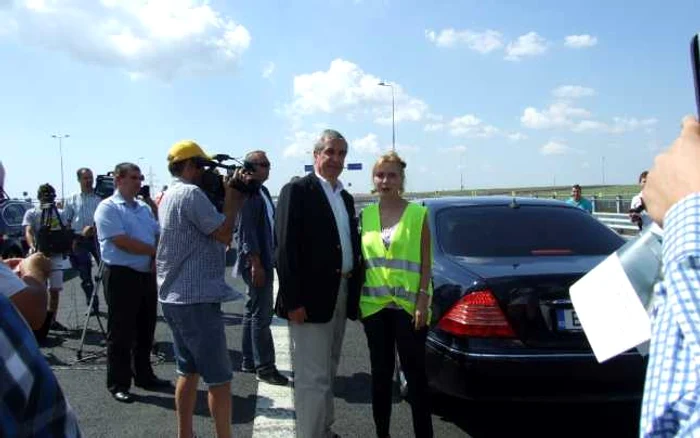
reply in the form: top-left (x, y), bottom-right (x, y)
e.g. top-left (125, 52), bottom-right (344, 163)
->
top-left (360, 202), bottom-right (432, 319)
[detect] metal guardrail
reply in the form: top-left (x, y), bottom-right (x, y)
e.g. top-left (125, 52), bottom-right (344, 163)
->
top-left (593, 212), bottom-right (639, 235)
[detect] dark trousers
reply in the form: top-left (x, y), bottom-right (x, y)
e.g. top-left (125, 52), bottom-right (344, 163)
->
top-left (241, 269), bottom-right (276, 372)
top-left (363, 308), bottom-right (434, 438)
top-left (103, 264), bottom-right (157, 393)
top-left (70, 237), bottom-right (101, 309)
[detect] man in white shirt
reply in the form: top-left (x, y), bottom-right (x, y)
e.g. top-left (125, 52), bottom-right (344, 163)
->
top-left (274, 130), bottom-right (363, 438)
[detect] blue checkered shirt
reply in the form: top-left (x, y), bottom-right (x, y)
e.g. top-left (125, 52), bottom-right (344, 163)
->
top-left (641, 193), bottom-right (700, 437)
top-left (0, 293), bottom-right (81, 437)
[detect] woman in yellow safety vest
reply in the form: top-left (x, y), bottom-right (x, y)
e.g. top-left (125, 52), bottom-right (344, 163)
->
top-left (360, 151), bottom-right (433, 438)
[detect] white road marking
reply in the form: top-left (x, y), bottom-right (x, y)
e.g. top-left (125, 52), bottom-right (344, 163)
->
top-left (251, 277), bottom-right (296, 437)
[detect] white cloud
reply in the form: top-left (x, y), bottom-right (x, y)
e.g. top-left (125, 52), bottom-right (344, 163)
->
top-left (610, 117), bottom-right (658, 134)
top-left (0, 0), bottom-right (252, 80)
top-left (571, 120), bottom-right (608, 132)
top-left (540, 140), bottom-right (574, 155)
top-left (565, 34), bottom-right (598, 48)
top-left (521, 102), bottom-right (591, 129)
top-left (262, 61), bottom-right (275, 79)
top-left (283, 130), bottom-right (317, 158)
top-left (507, 132), bottom-right (528, 141)
top-left (426, 113), bottom-right (443, 121)
top-left (552, 85), bottom-right (596, 99)
top-left (288, 59), bottom-right (428, 125)
top-left (425, 28), bottom-right (504, 53)
top-left (449, 114), bottom-right (498, 137)
top-left (505, 32), bottom-right (547, 61)
top-left (581, 162), bottom-right (590, 169)
top-left (353, 133), bottom-right (380, 154)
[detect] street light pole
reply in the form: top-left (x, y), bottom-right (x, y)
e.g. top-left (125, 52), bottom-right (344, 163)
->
top-left (51, 133), bottom-right (70, 202)
top-left (378, 81), bottom-right (396, 151)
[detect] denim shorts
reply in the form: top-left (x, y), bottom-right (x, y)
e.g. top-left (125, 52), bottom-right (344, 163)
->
top-left (161, 302), bottom-right (232, 386)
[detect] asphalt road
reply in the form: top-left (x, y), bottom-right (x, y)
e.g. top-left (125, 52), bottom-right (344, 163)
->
top-left (41, 270), bottom-right (642, 438)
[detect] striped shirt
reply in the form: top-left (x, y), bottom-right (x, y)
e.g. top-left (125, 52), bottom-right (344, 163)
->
top-left (156, 179), bottom-right (239, 304)
top-left (63, 192), bottom-right (101, 231)
top-left (641, 193), bottom-right (700, 437)
top-left (0, 293), bottom-right (81, 437)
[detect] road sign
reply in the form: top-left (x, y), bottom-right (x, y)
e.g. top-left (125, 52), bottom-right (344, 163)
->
top-left (347, 163), bottom-right (362, 170)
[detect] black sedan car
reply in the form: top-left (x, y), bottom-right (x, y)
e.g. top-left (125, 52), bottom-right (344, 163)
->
top-left (417, 196), bottom-right (647, 401)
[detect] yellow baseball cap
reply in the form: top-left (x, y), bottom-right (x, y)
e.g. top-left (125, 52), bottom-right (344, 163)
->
top-left (167, 140), bottom-right (210, 163)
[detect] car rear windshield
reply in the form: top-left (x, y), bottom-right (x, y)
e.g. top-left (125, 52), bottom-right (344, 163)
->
top-left (436, 204), bottom-right (624, 257)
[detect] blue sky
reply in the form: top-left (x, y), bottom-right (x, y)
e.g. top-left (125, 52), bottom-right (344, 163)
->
top-left (0, 0), bottom-right (697, 198)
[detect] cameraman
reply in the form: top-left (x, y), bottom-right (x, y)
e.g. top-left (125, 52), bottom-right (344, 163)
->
top-left (22, 183), bottom-right (71, 338)
top-left (157, 140), bottom-right (246, 438)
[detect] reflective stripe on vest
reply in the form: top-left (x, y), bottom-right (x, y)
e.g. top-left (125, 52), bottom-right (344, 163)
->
top-left (362, 285), bottom-right (415, 301)
top-left (364, 257), bottom-right (421, 274)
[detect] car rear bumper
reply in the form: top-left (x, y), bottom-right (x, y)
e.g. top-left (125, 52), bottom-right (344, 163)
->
top-left (425, 336), bottom-right (647, 402)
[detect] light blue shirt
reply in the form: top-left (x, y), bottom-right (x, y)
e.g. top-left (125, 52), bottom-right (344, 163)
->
top-left (94, 191), bottom-right (158, 273)
top-left (641, 193), bottom-right (700, 436)
top-left (63, 191), bottom-right (101, 231)
top-left (566, 197), bottom-right (593, 213)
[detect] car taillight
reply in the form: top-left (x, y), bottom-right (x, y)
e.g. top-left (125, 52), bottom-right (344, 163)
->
top-left (437, 289), bottom-right (516, 338)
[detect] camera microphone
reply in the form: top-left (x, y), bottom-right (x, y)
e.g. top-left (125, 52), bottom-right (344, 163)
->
top-left (211, 154), bottom-right (234, 162)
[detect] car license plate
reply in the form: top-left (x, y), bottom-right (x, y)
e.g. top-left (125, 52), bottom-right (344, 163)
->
top-left (556, 309), bottom-right (582, 331)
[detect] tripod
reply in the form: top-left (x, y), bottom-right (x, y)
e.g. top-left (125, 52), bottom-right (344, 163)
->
top-left (76, 259), bottom-right (107, 362)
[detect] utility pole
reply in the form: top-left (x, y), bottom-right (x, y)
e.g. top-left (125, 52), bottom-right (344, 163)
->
top-left (602, 156), bottom-right (606, 185)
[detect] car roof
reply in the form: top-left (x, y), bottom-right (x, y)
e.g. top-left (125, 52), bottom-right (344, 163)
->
top-left (0, 198), bottom-right (33, 207)
top-left (414, 195), bottom-right (576, 209)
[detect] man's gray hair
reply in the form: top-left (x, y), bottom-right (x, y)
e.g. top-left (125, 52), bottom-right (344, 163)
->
top-left (244, 150), bottom-right (267, 161)
top-left (313, 129), bottom-right (346, 154)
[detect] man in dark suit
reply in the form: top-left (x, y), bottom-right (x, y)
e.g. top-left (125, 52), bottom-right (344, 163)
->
top-left (233, 150), bottom-right (288, 386)
top-left (275, 129), bottom-right (362, 438)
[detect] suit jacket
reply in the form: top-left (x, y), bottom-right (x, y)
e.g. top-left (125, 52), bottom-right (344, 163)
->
top-left (233, 185), bottom-right (275, 277)
top-left (274, 173), bottom-right (363, 323)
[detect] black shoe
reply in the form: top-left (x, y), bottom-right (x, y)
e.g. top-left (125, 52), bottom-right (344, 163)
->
top-left (134, 376), bottom-right (171, 390)
top-left (240, 364), bottom-right (255, 373)
top-left (112, 391), bottom-right (134, 403)
top-left (257, 369), bottom-right (289, 386)
top-left (50, 320), bottom-right (69, 331)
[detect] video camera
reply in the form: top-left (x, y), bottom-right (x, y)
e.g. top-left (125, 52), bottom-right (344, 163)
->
top-left (198, 154), bottom-right (260, 212)
top-left (35, 184), bottom-right (74, 256)
top-left (95, 172), bottom-right (115, 199)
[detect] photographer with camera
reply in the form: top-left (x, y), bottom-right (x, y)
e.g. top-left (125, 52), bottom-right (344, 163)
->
top-left (64, 167), bottom-right (102, 314)
top-left (157, 140), bottom-right (247, 438)
top-left (94, 163), bottom-right (169, 404)
top-left (22, 183), bottom-right (72, 340)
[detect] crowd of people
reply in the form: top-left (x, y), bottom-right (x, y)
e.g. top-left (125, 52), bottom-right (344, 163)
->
top-left (1, 118), bottom-right (700, 437)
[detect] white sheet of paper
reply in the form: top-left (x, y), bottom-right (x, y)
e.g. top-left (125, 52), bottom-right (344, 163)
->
top-left (569, 253), bottom-right (651, 363)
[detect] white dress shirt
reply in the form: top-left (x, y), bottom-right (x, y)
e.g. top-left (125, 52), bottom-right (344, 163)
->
top-left (315, 172), bottom-right (354, 274)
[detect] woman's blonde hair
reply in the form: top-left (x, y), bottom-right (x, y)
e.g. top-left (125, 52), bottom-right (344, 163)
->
top-left (372, 151), bottom-right (407, 193)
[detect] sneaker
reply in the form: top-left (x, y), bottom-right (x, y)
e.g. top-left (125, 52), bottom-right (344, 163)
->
top-left (257, 369), bottom-right (289, 386)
